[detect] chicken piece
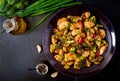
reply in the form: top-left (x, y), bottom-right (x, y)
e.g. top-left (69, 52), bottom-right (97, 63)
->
top-left (85, 59), bottom-right (91, 67)
top-left (57, 17), bottom-right (69, 31)
top-left (71, 29), bottom-right (81, 36)
top-left (70, 21), bottom-right (83, 31)
top-left (74, 35), bottom-right (81, 45)
top-left (50, 44), bottom-right (55, 53)
top-left (95, 36), bottom-right (102, 48)
top-left (58, 49), bottom-right (64, 55)
top-left (67, 15), bottom-right (82, 22)
top-left (64, 53), bottom-right (77, 62)
top-left (84, 20), bottom-right (95, 28)
top-left (64, 64), bottom-right (70, 69)
top-left (74, 62), bottom-right (81, 69)
top-left (61, 60), bottom-right (66, 65)
top-left (51, 36), bottom-right (57, 45)
top-left (81, 11), bottom-right (91, 19)
top-left (99, 29), bottom-right (106, 39)
top-left (76, 50), bottom-right (82, 55)
top-left (54, 55), bottom-right (63, 62)
top-left (93, 26), bottom-right (98, 34)
top-left (82, 51), bottom-right (89, 57)
top-left (66, 61), bottom-right (74, 65)
top-left (99, 44), bottom-right (108, 55)
top-left (62, 47), bottom-right (67, 52)
top-left (98, 56), bottom-right (104, 61)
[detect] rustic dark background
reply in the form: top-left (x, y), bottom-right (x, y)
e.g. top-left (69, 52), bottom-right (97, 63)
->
top-left (0, 0), bottom-right (120, 81)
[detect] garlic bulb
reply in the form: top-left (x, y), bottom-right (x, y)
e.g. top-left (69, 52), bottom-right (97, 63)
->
top-left (2, 16), bottom-right (27, 35)
top-left (3, 17), bottom-right (16, 33)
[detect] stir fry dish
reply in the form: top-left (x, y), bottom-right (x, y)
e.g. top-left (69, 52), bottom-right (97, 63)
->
top-left (50, 11), bottom-right (108, 69)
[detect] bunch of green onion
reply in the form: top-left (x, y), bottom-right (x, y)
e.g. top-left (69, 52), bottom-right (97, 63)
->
top-left (15, 0), bottom-right (83, 33)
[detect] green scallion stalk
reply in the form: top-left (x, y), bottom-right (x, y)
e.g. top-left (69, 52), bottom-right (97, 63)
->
top-left (31, 2), bottom-right (83, 16)
top-left (16, 0), bottom-right (73, 17)
top-left (25, 0), bottom-right (46, 9)
top-left (31, 0), bottom-right (74, 16)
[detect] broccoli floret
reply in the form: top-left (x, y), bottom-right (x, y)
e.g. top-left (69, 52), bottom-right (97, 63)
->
top-left (14, 2), bottom-right (24, 9)
top-left (0, 0), bottom-right (29, 18)
top-left (6, 7), bottom-right (15, 17)
top-left (7, 0), bottom-right (16, 5)
top-left (3, 4), bottom-right (10, 12)
top-left (0, 0), bottom-right (6, 12)
top-left (24, 1), bottom-right (29, 6)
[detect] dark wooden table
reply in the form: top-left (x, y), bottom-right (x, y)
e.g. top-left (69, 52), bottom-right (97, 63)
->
top-left (0, 0), bottom-right (120, 81)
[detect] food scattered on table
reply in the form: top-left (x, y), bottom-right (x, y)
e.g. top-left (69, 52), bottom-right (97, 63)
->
top-left (36, 63), bottom-right (48, 75)
top-left (3, 16), bottom-right (27, 35)
top-left (50, 11), bottom-right (108, 69)
top-left (50, 72), bottom-right (58, 78)
top-left (36, 44), bottom-right (42, 53)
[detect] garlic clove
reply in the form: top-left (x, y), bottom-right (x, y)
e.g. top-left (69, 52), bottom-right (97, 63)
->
top-left (50, 72), bottom-right (58, 78)
top-left (36, 44), bottom-right (42, 53)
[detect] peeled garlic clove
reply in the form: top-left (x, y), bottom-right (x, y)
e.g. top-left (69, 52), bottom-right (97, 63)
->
top-left (51, 72), bottom-right (58, 78)
top-left (36, 44), bottom-right (42, 53)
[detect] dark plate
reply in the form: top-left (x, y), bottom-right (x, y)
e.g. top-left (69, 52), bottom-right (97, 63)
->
top-left (42, 5), bottom-right (116, 78)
